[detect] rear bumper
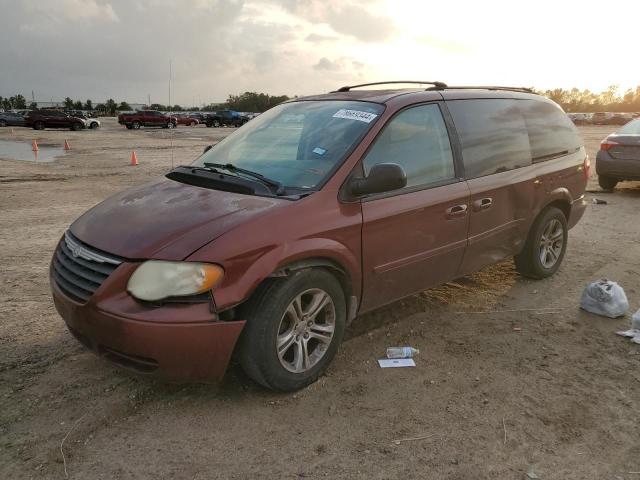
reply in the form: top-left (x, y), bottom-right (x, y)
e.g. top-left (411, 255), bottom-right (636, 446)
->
top-left (568, 195), bottom-right (587, 230)
top-left (51, 272), bottom-right (245, 383)
top-left (596, 152), bottom-right (640, 180)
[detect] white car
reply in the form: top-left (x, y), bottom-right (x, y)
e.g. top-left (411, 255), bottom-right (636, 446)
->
top-left (83, 116), bottom-right (100, 129)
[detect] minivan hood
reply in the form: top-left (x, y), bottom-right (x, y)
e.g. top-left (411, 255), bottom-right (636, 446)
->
top-left (70, 179), bottom-right (284, 260)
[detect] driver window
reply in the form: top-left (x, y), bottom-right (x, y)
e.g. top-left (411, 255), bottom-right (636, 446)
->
top-left (363, 104), bottom-right (455, 189)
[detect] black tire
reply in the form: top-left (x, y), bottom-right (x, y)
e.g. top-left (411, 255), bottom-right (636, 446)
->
top-left (190, 121), bottom-right (197, 127)
top-left (132, 121), bottom-right (141, 129)
top-left (125, 124), bottom-right (133, 129)
top-left (598, 175), bottom-right (618, 191)
top-left (0, 120), bottom-right (6, 127)
top-left (515, 207), bottom-right (568, 279)
top-left (237, 269), bottom-right (346, 391)
top-left (34, 121), bottom-right (45, 130)
top-left (213, 120), bottom-right (220, 128)
top-left (71, 123), bottom-right (82, 131)
top-left (89, 122), bottom-right (99, 129)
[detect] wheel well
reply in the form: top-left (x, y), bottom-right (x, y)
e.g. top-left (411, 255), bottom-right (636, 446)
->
top-left (545, 199), bottom-right (571, 220)
top-left (269, 258), bottom-right (353, 302)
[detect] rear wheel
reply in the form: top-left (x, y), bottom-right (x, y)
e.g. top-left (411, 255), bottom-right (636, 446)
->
top-left (213, 119), bottom-right (220, 128)
top-left (190, 121), bottom-right (197, 127)
top-left (71, 123), bottom-right (82, 131)
top-left (34, 121), bottom-right (45, 130)
top-left (238, 269), bottom-right (346, 391)
top-left (598, 175), bottom-right (618, 191)
top-left (515, 207), bottom-right (568, 279)
top-left (166, 121), bottom-right (175, 129)
top-left (89, 122), bottom-right (99, 129)
top-left (132, 121), bottom-right (141, 129)
top-left (125, 124), bottom-right (133, 129)
top-left (0, 120), bottom-right (7, 127)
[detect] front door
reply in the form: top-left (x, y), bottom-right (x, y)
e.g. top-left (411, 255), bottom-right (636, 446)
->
top-left (359, 103), bottom-right (470, 312)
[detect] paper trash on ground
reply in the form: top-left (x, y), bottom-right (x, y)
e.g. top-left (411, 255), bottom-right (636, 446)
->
top-left (378, 358), bottom-right (416, 368)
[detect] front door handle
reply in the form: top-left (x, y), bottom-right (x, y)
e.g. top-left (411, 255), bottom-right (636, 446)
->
top-left (472, 197), bottom-right (493, 211)
top-left (446, 204), bottom-right (468, 218)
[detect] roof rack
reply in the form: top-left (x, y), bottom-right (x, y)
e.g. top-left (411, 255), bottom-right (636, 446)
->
top-left (333, 80), bottom-right (448, 92)
top-left (426, 85), bottom-right (534, 93)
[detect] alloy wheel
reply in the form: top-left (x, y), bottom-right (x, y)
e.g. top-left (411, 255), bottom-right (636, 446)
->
top-left (538, 218), bottom-right (564, 269)
top-left (276, 288), bottom-right (336, 373)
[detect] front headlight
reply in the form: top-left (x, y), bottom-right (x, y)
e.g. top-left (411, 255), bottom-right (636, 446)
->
top-left (127, 261), bottom-right (224, 302)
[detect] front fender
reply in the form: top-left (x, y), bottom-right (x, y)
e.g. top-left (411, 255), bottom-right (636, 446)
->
top-left (190, 237), bottom-right (361, 311)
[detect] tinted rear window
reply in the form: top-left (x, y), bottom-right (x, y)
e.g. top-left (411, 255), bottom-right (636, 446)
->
top-left (447, 99), bottom-right (531, 178)
top-left (518, 100), bottom-right (582, 161)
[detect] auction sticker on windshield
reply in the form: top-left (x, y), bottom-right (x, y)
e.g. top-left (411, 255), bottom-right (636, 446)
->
top-left (332, 109), bottom-right (378, 123)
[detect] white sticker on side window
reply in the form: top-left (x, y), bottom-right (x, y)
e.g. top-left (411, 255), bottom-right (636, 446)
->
top-left (332, 109), bottom-right (378, 123)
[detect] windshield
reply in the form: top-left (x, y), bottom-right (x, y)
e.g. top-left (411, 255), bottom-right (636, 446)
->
top-left (193, 100), bottom-right (384, 190)
top-left (618, 119), bottom-right (640, 135)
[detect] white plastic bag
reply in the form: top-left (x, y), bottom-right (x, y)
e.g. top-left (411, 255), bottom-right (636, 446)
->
top-left (580, 279), bottom-right (629, 318)
top-left (617, 309), bottom-right (640, 343)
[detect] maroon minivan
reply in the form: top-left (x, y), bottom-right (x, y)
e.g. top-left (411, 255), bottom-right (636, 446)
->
top-left (51, 82), bottom-right (588, 391)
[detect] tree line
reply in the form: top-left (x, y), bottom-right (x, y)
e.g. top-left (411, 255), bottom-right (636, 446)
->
top-left (0, 91), bottom-right (291, 114)
top-left (4, 86), bottom-right (639, 114)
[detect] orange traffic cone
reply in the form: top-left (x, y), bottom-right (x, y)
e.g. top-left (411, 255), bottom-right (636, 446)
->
top-left (64, 139), bottom-right (71, 151)
top-left (32, 140), bottom-right (39, 152)
top-left (130, 150), bottom-right (138, 166)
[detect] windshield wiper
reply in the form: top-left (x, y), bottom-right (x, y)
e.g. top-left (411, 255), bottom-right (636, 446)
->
top-left (204, 162), bottom-right (285, 195)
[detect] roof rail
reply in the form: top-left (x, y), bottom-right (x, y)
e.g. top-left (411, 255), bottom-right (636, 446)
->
top-left (333, 80), bottom-right (448, 92)
top-left (426, 85), bottom-right (534, 94)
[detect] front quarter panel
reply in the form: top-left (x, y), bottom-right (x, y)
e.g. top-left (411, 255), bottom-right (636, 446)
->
top-left (187, 188), bottom-right (363, 311)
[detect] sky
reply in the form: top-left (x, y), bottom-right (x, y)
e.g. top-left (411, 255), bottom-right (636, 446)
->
top-left (1, 0), bottom-right (639, 106)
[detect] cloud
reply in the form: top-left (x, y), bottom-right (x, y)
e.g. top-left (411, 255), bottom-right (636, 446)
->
top-left (305, 33), bottom-right (338, 43)
top-left (271, 0), bottom-right (396, 42)
top-left (313, 56), bottom-right (366, 72)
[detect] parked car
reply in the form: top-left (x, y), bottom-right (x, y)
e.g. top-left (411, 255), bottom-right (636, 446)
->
top-left (24, 110), bottom-right (85, 130)
top-left (0, 111), bottom-right (26, 127)
top-left (596, 118), bottom-right (640, 190)
top-left (117, 110), bottom-right (177, 129)
top-left (592, 112), bottom-right (614, 125)
top-left (173, 113), bottom-right (200, 127)
top-left (610, 113), bottom-right (633, 125)
top-left (204, 110), bottom-right (247, 127)
top-left (568, 113), bottom-right (591, 125)
top-left (50, 82), bottom-right (588, 391)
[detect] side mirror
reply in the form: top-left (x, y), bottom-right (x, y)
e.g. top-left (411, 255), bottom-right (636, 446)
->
top-left (349, 163), bottom-right (407, 196)
top-left (203, 144), bottom-right (213, 154)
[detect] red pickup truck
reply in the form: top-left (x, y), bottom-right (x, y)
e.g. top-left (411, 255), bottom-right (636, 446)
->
top-left (118, 110), bottom-right (177, 129)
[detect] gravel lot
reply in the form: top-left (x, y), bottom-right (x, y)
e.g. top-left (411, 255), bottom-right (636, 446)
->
top-left (1, 120), bottom-right (639, 479)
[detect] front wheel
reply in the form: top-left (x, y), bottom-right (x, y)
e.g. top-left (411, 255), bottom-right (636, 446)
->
top-left (132, 121), bottom-right (141, 129)
top-left (238, 269), bottom-right (346, 391)
top-left (515, 207), bottom-right (568, 279)
top-left (213, 120), bottom-right (220, 128)
top-left (34, 121), bottom-right (45, 130)
top-left (190, 121), bottom-right (197, 127)
top-left (598, 175), bottom-right (618, 191)
top-left (0, 120), bottom-right (7, 127)
top-left (166, 121), bottom-right (175, 129)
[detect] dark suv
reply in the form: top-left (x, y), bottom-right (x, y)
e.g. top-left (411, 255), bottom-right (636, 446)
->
top-left (50, 81), bottom-right (588, 391)
top-left (24, 110), bottom-right (85, 130)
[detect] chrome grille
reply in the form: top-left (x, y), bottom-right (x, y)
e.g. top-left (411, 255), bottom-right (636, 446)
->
top-left (52, 231), bottom-right (122, 303)
top-left (609, 145), bottom-right (640, 160)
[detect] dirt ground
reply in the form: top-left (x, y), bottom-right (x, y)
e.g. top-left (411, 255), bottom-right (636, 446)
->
top-left (1, 119), bottom-right (639, 480)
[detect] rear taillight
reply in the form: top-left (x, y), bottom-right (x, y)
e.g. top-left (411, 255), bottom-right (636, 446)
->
top-left (600, 140), bottom-right (618, 151)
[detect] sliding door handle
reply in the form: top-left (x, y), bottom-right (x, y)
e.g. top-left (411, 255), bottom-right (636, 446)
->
top-left (472, 197), bottom-right (493, 211)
